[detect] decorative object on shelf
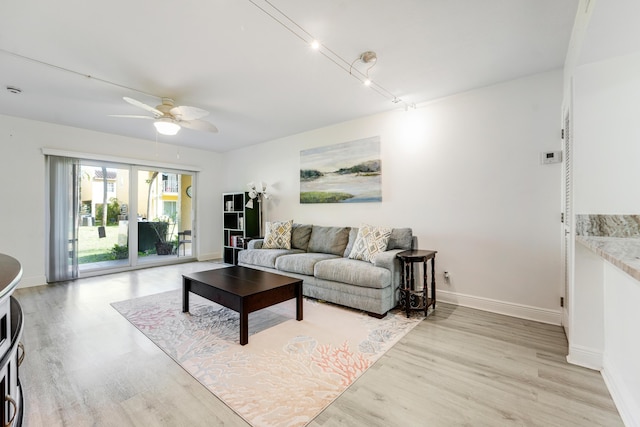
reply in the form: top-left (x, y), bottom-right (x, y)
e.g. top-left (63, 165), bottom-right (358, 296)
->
top-left (245, 181), bottom-right (270, 236)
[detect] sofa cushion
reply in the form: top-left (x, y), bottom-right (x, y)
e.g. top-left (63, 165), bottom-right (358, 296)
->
top-left (343, 227), bottom-right (359, 257)
top-left (275, 253), bottom-right (339, 275)
top-left (263, 220), bottom-right (293, 249)
top-left (348, 224), bottom-right (392, 262)
top-left (314, 258), bottom-right (391, 289)
top-left (291, 224), bottom-right (313, 251)
top-left (388, 228), bottom-right (413, 250)
top-left (237, 248), bottom-right (304, 268)
top-left (307, 226), bottom-right (350, 256)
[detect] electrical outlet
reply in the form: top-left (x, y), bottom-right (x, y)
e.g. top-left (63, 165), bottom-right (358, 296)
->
top-left (443, 271), bottom-right (450, 283)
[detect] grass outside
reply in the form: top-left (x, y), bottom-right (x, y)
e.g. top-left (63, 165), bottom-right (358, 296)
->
top-left (77, 225), bottom-right (125, 263)
top-left (300, 191), bottom-right (354, 203)
top-left (77, 224), bottom-right (181, 264)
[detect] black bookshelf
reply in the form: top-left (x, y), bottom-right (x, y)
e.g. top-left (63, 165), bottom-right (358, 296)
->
top-left (222, 192), bottom-right (260, 264)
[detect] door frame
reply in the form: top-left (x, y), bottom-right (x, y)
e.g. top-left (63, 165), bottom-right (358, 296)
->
top-left (561, 100), bottom-right (574, 338)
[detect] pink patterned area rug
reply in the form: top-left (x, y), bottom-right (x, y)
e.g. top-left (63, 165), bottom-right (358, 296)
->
top-left (112, 290), bottom-right (421, 427)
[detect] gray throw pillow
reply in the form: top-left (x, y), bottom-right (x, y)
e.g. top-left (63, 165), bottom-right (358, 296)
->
top-left (291, 224), bottom-right (313, 250)
top-left (307, 226), bottom-right (350, 256)
top-left (343, 227), bottom-right (359, 257)
top-left (387, 228), bottom-right (413, 250)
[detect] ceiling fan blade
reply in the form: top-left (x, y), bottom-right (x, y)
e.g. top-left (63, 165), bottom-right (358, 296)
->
top-left (123, 97), bottom-right (163, 117)
top-left (108, 114), bottom-right (153, 119)
top-left (180, 119), bottom-right (219, 133)
top-left (170, 105), bottom-right (209, 121)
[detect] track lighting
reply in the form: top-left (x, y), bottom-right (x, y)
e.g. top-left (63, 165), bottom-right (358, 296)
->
top-left (350, 51), bottom-right (377, 87)
top-left (247, 0), bottom-right (413, 110)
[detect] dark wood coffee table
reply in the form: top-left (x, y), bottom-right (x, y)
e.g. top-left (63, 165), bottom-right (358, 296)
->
top-left (182, 266), bottom-right (303, 345)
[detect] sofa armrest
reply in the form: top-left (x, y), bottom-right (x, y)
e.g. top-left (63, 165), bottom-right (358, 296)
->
top-left (372, 249), bottom-right (404, 270)
top-left (373, 249), bottom-right (404, 284)
top-left (247, 239), bottom-right (264, 249)
top-left (372, 249), bottom-right (405, 306)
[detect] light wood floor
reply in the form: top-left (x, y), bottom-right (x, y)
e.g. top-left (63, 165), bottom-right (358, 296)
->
top-left (15, 262), bottom-right (622, 426)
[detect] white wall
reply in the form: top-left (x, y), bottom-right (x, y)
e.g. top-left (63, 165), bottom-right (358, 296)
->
top-left (222, 70), bottom-right (564, 323)
top-left (573, 51), bottom-right (640, 213)
top-left (569, 242), bottom-right (604, 369)
top-left (572, 243), bottom-right (640, 425)
top-left (603, 261), bottom-right (640, 424)
top-left (0, 114), bottom-right (223, 287)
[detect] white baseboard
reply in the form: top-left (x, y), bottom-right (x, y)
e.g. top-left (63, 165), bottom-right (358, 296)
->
top-left (437, 289), bottom-right (562, 325)
top-left (562, 308), bottom-right (570, 339)
top-left (566, 343), bottom-right (603, 370)
top-left (602, 355), bottom-right (640, 427)
top-left (198, 252), bottom-right (221, 261)
top-left (17, 274), bottom-right (47, 288)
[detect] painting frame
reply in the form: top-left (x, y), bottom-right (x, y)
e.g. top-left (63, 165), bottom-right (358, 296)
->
top-left (300, 136), bottom-right (382, 204)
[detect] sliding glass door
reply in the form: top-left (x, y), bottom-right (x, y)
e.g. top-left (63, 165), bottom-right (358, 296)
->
top-left (136, 168), bottom-right (194, 265)
top-left (77, 163), bottom-right (131, 272)
top-left (46, 155), bottom-right (196, 281)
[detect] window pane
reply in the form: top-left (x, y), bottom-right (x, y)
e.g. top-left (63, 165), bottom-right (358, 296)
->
top-left (138, 169), bottom-right (194, 262)
top-left (78, 164), bottom-right (130, 272)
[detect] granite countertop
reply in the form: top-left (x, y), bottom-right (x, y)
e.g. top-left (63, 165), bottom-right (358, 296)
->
top-left (576, 236), bottom-right (640, 282)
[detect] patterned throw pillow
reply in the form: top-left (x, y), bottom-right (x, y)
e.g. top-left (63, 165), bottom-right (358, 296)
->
top-left (262, 220), bottom-right (293, 249)
top-left (348, 224), bottom-right (392, 262)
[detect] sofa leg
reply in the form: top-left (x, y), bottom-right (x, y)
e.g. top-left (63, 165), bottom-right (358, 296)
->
top-left (367, 311), bottom-right (386, 319)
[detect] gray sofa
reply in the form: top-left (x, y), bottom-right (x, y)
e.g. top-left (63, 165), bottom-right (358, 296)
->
top-left (237, 224), bottom-right (413, 317)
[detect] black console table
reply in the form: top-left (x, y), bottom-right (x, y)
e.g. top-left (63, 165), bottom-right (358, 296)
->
top-left (396, 249), bottom-right (437, 318)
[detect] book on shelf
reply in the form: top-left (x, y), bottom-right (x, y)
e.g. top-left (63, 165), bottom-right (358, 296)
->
top-left (238, 236), bottom-right (253, 248)
top-left (230, 235), bottom-right (243, 248)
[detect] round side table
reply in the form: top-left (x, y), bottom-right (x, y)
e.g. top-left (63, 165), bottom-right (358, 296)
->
top-left (396, 249), bottom-right (437, 318)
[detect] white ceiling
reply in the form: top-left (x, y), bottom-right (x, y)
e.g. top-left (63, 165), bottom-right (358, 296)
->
top-left (578, 0), bottom-right (640, 65)
top-left (0, 0), bottom-right (578, 152)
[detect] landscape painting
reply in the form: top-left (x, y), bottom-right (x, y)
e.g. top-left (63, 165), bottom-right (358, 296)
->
top-left (300, 136), bottom-right (382, 203)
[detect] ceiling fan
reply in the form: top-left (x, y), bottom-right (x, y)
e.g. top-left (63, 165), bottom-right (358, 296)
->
top-left (111, 97), bottom-right (218, 136)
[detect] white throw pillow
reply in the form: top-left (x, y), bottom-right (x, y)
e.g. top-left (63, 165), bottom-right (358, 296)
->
top-left (262, 220), bottom-right (293, 249)
top-left (348, 224), bottom-right (392, 262)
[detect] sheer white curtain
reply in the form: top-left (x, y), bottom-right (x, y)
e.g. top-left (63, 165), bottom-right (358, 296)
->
top-left (46, 155), bottom-right (79, 282)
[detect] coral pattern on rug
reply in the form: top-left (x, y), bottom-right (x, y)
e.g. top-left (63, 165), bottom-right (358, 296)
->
top-left (112, 290), bottom-right (421, 427)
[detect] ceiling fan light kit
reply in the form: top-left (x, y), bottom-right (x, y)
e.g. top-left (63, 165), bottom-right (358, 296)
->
top-left (154, 117), bottom-right (181, 136)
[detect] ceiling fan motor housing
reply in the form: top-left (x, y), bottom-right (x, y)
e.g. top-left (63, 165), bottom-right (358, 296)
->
top-left (157, 98), bottom-right (176, 116)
